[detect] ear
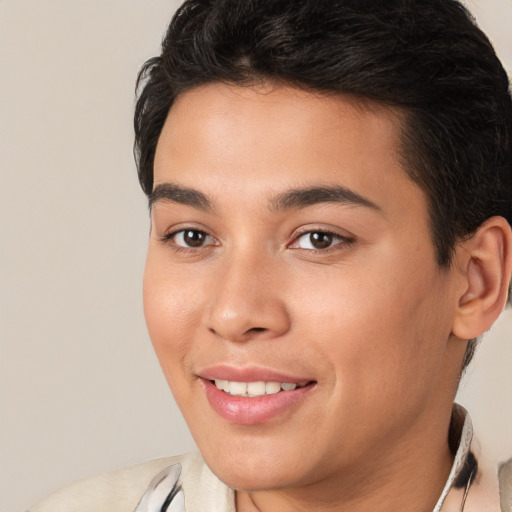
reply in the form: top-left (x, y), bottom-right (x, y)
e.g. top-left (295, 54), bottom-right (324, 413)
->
top-left (452, 216), bottom-right (512, 340)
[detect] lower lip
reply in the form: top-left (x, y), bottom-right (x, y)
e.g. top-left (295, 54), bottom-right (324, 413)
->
top-left (201, 380), bottom-right (315, 425)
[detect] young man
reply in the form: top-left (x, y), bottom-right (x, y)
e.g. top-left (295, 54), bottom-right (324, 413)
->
top-left (31, 0), bottom-right (512, 511)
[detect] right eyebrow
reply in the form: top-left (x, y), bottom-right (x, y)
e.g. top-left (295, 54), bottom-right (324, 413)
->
top-left (149, 183), bottom-right (213, 212)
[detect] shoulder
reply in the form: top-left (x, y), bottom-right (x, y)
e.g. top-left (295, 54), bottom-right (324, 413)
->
top-left (499, 457), bottom-right (512, 511)
top-left (28, 453), bottom-right (199, 512)
top-left (136, 452), bottom-right (235, 512)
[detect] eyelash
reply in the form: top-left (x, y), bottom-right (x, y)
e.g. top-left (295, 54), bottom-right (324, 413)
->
top-left (159, 228), bottom-right (218, 251)
top-left (160, 226), bottom-right (355, 256)
top-left (290, 229), bottom-right (355, 252)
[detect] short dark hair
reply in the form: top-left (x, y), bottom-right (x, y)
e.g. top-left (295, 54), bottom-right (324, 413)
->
top-left (134, 0), bottom-right (512, 366)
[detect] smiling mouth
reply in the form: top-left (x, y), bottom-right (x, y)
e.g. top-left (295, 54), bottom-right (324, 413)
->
top-left (212, 379), bottom-right (313, 397)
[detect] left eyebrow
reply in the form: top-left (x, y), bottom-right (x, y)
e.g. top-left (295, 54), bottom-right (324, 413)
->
top-left (270, 185), bottom-right (381, 212)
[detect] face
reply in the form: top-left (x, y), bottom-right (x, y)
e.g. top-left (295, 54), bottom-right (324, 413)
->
top-left (144, 83), bottom-right (465, 492)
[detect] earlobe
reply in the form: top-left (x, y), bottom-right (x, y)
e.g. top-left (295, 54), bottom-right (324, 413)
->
top-left (452, 216), bottom-right (512, 340)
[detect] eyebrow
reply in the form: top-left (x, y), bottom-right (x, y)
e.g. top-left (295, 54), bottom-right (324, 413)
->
top-left (149, 182), bottom-right (380, 214)
top-left (149, 183), bottom-right (213, 211)
top-left (270, 185), bottom-right (380, 212)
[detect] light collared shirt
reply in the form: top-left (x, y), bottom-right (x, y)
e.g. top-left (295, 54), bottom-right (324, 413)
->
top-left (30, 406), bottom-right (512, 512)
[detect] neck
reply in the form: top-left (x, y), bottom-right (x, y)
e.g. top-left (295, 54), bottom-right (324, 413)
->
top-left (236, 412), bottom-right (454, 512)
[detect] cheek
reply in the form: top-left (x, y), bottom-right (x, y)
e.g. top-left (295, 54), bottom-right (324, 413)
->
top-left (142, 250), bottom-right (203, 387)
top-left (291, 257), bottom-right (451, 406)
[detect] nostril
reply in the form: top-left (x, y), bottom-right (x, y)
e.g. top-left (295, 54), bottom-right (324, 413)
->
top-left (249, 327), bottom-right (266, 333)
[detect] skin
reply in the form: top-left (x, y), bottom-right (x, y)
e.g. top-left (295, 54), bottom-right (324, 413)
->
top-left (144, 82), bottom-right (473, 512)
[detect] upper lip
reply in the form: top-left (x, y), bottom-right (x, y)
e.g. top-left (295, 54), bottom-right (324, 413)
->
top-left (197, 364), bottom-right (314, 384)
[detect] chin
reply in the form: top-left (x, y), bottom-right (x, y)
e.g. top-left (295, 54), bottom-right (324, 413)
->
top-left (208, 461), bottom-right (302, 492)
top-left (198, 438), bottom-right (316, 492)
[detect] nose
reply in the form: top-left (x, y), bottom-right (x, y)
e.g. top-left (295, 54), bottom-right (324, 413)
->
top-left (207, 252), bottom-right (291, 342)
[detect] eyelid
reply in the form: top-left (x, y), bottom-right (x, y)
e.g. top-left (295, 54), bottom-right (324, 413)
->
top-left (158, 226), bottom-right (219, 249)
top-left (288, 227), bottom-right (356, 251)
top-left (157, 223), bottom-right (354, 253)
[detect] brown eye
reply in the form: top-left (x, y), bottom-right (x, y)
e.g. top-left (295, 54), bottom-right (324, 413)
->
top-left (308, 232), bottom-right (333, 249)
top-left (172, 229), bottom-right (213, 248)
top-left (184, 230), bottom-right (206, 247)
top-left (293, 230), bottom-right (349, 251)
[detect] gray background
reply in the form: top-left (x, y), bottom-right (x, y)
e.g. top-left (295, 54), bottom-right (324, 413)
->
top-left (1, 1), bottom-right (511, 511)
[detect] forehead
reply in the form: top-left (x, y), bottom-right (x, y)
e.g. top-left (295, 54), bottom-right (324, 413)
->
top-left (154, 82), bottom-right (425, 221)
top-left (157, 82), bottom-right (404, 167)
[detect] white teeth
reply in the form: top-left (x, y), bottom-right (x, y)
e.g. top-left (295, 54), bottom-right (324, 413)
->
top-left (214, 379), bottom-right (229, 391)
top-left (228, 381), bottom-right (247, 396)
top-left (213, 379), bottom-right (304, 397)
top-left (247, 381), bottom-right (266, 396)
top-left (265, 382), bottom-right (281, 395)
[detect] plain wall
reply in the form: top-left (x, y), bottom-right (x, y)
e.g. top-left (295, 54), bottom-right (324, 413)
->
top-left (1, 1), bottom-right (511, 511)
